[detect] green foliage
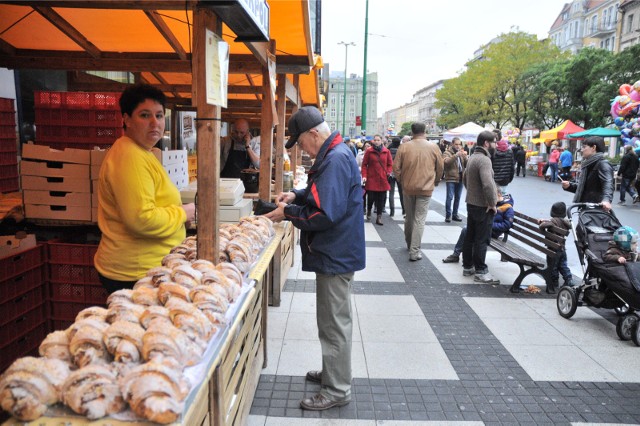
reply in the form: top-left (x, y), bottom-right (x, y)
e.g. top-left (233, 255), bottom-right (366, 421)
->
top-left (397, 122), bottom-right (412, 136)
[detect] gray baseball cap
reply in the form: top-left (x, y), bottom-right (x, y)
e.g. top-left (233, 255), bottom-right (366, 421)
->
top-left (285, 106), bottom-right (325, 149)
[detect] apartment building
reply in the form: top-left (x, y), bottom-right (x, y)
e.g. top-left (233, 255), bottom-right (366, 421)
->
top-left (549, 0), bottom-right (619, 53)
top-left (618, 0), bottom-right (640, 50)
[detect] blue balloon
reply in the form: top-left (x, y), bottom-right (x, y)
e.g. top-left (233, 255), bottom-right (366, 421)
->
top-left (622, 136), bottom-right (632, 145)
top-left (622, 128), bottom-right (632, 137)
top-left (614, 117), bottom-right (625, 128)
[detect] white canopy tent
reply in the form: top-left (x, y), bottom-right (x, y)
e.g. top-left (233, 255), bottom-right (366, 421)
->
top-left (443, 122), bottom-right (487, 143)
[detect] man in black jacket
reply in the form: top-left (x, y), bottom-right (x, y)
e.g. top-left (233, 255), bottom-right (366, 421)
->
top-left (617, 144), bottom-right (639, 205)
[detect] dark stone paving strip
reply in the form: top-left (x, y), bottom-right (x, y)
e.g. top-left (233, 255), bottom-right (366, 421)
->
top-left (253, 207), bottom-right (640, 423)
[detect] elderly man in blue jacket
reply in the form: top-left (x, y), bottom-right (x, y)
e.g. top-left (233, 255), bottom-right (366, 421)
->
top-left (265, 106), bottom-right (366, 411)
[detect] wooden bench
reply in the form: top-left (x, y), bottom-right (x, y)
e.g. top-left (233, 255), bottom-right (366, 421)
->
top-left (489, 210), bottom-right (570, 293)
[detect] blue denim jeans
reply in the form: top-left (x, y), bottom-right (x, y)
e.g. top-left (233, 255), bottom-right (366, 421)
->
top-left (445, 181), bottom-right (463, 218)
top-left (453, 227), bottom-right (467, 256)
top-left (548, 249), bottom-right (572, 284)
top-left (619, 177), bottom-right (638, 202)
top-left (549, 162), bottom-right (558, 182)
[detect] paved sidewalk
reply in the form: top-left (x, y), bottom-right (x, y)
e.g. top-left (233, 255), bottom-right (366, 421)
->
top-left (249, 196), bottom-right (640, 425)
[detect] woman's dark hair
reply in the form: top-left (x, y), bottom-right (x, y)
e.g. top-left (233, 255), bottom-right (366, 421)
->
top-left (119, 84), bottom-right (166, 124)
top-left (391, 137), bottom-right (401, 148)
top-left (584, 136), bottom-right (605, 153)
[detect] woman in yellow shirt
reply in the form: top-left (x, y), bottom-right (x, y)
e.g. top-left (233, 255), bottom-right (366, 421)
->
top-left (94, 84), bottom-right (196, 293)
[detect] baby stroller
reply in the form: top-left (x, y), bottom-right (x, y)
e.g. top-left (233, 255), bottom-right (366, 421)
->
top-left (556, 203), bottom-right (640, 345)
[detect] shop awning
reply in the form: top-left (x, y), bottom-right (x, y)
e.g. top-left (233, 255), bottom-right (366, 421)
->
top-left (539, 120), bottom-right (585, 141)
top-left (0, 1), bottom-right (320, 111)
top-left (566, 127), bottom-right (621, 138)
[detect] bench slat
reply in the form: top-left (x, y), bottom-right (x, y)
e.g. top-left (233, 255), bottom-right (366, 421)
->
top-left (489, 239), bottom-right (545, 268)
top-left (510, 223), bottom-right (562, 254)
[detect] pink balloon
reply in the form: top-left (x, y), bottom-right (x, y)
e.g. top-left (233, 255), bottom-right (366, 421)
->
top-left (611, 101), bottom-right (620, 119)
top-left (630, 90), bottom-right (640, 102)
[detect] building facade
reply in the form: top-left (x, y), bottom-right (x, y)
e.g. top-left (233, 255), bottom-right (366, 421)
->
top-left (321, 64), bottom-right (378, 138)
top-left (618, 0), bottom-right (640, 50)
top-left (549, 0), bottom-right (620, 53)
top-left (413, 80), bottom-right (445, 134)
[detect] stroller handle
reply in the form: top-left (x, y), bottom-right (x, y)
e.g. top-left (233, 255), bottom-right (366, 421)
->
top-left (568, 203), bottom-right (603, 217)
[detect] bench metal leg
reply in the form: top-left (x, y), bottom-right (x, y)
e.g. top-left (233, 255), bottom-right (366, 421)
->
top-left (510, 264), bottom-right (542, 293)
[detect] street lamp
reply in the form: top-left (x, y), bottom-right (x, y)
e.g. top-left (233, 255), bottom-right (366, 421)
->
top-left (361, 0), bottom-right (369, 136)
top-left (338, 41), bottom-right (355, 137)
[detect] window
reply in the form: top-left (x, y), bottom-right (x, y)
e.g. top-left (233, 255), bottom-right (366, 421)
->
top-left (330, 107), bottom-right (336, 118)
top-left (592, 16), bottom-right (597, 32)
top-left (349, 111), bottom-right (355, 119)
top-left (340, 96), bottom-right (344, 105)
top-left (330, 95), bottom-right (336, 105)
top-left (628, 14), bottom-right (634, 33)
top-left (349, 95), bottom-right (355, 104)
top-left (603, 9), bottom-right (608, 27)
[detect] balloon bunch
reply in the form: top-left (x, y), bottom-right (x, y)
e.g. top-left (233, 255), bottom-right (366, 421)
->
top-left (611, 82), bottom-right (640, 150)
top-left (504, 128), bottom-right (520, 139)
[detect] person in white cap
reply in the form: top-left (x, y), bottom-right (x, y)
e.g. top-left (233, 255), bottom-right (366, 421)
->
top-left (265, 106), bottom-right (365, 411)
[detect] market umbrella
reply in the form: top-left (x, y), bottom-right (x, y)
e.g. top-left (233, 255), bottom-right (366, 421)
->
top-left (539, 120), bottom-right (585, 141)
top-left (566, 127), bottom-right (621, 138)
top-left (443, 122), bottom-right (486, 142)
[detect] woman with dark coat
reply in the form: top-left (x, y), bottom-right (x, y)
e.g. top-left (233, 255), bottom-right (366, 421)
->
top-left (362, 134), bottom-right (393, 225)
top-left (492, 139), bottom-right (515, 191)
top-left (387, 137), bottom-right (404, 217)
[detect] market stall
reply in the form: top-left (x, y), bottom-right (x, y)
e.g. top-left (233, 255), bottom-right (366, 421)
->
top-left (0, 1), bottom-right (318, 423)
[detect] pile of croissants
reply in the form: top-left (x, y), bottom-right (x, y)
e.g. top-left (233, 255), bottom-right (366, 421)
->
top-left (0, 215), bottom-right (274, 423)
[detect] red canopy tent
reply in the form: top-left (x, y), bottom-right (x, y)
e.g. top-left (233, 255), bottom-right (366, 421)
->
top-left (539, 120), bottom-right (586, 141)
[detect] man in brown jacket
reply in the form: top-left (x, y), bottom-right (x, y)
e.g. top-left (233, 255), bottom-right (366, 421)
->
top-left (393, 122), bottom-right (444, 261)
top-left (442, 137), bottom-right (468, 222)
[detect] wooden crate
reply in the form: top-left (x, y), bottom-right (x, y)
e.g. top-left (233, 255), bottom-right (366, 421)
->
top-left (269, 221), bottom-right (295, 306)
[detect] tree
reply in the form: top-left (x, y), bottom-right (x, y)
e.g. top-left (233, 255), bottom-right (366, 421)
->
top-left (397, 122), bottom-right (412, 136)
top-left (523, 61), bottom-right (571, 130)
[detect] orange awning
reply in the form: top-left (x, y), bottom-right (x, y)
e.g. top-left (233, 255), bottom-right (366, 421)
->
top-left (539, 120), bottom-right (585, 141)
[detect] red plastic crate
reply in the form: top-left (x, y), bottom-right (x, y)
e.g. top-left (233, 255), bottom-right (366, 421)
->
top-left (0, 137), bottom-right (17, 152)
top-left (34, 91), bottom-right (120, 110)
top-left (0, 151), bottom-right (17, 165)
top-left (50, 263), bottom-right (100, 285)
top-left (51, 282), bottom-right (107, 305)
top-left (0, 175), bottom-right (19, 194)
top-left (0, 124), bottom-right (16, 138)
top-left (0, 286), bottom-right (45, 327)
top-left (0, 265), bottom-right (45, 305)
top-left (47, 241), bottom-right (97, 265)
top-left (0, 303), bottom-right (46, 344)
top-left (41, 141), bottom-right (114, 150)
top-left (37, 124), bottom-right (122, 143)
top-left (0, 98), bottom-right (14, 112)
top-left (50, 300), bottom-right (91, 321)
top-left (35, 108), bottom-right (122, 127)
top-left (0, 322), bottom-right (47, 374)
top-left (0, 111), bottom-right (15, 126)
top-left (0, 244), bottom-right (45, 281)
top-left (50, 318), bottom-right (73, 332)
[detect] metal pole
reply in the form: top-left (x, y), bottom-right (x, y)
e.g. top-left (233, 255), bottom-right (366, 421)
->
top-left (361, 0), bottom-right (369, 136)
top-left (338, 41), bottom-right (355, 137)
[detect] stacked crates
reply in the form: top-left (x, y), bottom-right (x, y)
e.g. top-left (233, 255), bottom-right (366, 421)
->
top-left (0, 97), bottom-right (19, 193)
top-left (48, 240), bottom-right (106, 331)
top-left (0, 240), bottom-right (48, 372)
top-left (34, 91), bottom-right (123, 150)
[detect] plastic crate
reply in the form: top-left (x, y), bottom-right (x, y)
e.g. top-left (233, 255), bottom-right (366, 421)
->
top-left (0, 137), bottom-right (17, 152)
top-left (0, 303), bottom-right (46, 344)
top-left (50, 300), bottom-right (91, 321)
top-left (47, 241), bottom-right (97, 265)
top-left (50, 318), bottom-right (73, 332)
top-left (0, 244), bottom-right (45, 281)
top-left (37, 124), bottom-right (122, 143)
top-left (42, 141), bottom-right (114, 150)
top-left (0, 174), bottom-right (19, 194)
top-left (0, 151), bottom-right (17, 165)
top-left (0, 285), bottom-right (45, 327)
top-left (50, 263), bottom-right (100, 285)
top-left (34, 91), bottom-right (119, 110)
top-left (0, 111), bottom-right (15, 126)
top-left (51, 282), bottom-right (107, 305)
top-left (0, 265), bottom-right (45, 305)
top-left (0, 98), bottom-right (15, 112)
top-left (0, 321), bottom-right (47, 374)
top-left (0, 124), bottom-right (16, 138)
top-left (35, 108), bottom-right (122, 127)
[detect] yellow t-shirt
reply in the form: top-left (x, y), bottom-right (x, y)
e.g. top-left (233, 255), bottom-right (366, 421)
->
top-left (94, 136), bottom-right (186, 281)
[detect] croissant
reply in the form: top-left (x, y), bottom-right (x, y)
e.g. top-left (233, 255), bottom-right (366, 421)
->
top-left (170, 244), bottom-right (191, 255)
top-left (61, 364), bottom-right (125, 419)
top-left (106, 301), bottom-right (145, 324)
top-left (39, 330), bottom-right (71, 362)
top-left (0, 357), bottom-right (70, 421)
top-left (142, 319), bottom-right (203, 366)
top-left (69, 323), bottom-right (111, 367)
top-left (250, 215), bottom-right (275, 236)
top-left (182, 235), bottom-right (197, 247)
top-left (191, 259), bottom-right (215, 272)
top-left (164, 297), bottom-right (214, 344)
top-left (217, 262), bottom-right (243, 287)
top-left (162, 253), bottom-right (188, 269)
top-left (133, 276), bottom-right (156, 290)
top-left (66, 318), bottom-right (110, 342)
top-left (120, 361), bottom-right (190, 424)
top-left (75, 306), bottom-right (109, 322)
top-left (140, 306), bottom-right (172, 329)
top-left (103, 321), bottom-right (145, 364)
top-left (157, 282), bottom-right (191, 304)
top-left (170, 264), bottom-right (202, 289)
top-left (189, 285), bottom-right (229, 325)
top-left (106, 288), bottom-right (134, 306)
top-left (146, 266), bottom-right (173, 285)
top-left (132, 287), bottom-right (161, 306)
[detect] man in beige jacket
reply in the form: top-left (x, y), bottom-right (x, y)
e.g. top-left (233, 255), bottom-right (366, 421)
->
top-left (393, 122), bottom-right (444, 261)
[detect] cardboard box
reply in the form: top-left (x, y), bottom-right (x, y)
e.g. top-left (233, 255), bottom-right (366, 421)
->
top-left (92, 207), bottom-right (98, 223)
top-left (21, 174), bottom-right (90, 193)
top-left (23, 190), bottom-right (91, 207)
top-left (154, 148), bottom-right (187, 166)
top-left (219, 198), bottom-right (252, 223)
top-left (91, 189), bottom-right (98, 208)
top-left (90, 148), bottom-right (108, 165)
top-left (22, 143), bottom-right (90, 165)
top-left (21, 160), bottom-right (89, 179)
top-left (24, 204), bottom-right (91, 221)
top-left (0, 234), bottom-right (37, 260)
top-left (91, 165), bottom-right (102, 179)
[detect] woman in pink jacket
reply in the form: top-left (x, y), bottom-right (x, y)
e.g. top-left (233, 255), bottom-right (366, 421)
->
top-left (362, 135), bottom-right (393, 225)
top-left (548, 146), bottom-right (560, 183)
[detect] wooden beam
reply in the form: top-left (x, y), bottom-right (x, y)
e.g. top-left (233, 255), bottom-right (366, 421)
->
top-left (192, 6), bottom-right (221, 264)
top-left (228, 85), bottom-right (261, 95)
top-left (229, 54), bottom-right (262, 74)
top-left (33, 6), bottom-right (102, 59)
top-left (0, 1), bottom-right (197, 10)
top-left (0, 38), bottom-right (16, 56)
top-left (274, 73), bottom-right (287, 195)
top-left (284, 77), bottom-right (298, 105)
top-left (144, 10), bottom-right (188, 61)
top-left (0, 54), bottom-right (191, 72)
top-left (151, 71), bottom-right (179, 99)
top-left (245, 74), bottom-right (261, 101)
top-left (244, 41), bottom-right (268, 69)
top-left (258, 40), bottom-right (275, 203)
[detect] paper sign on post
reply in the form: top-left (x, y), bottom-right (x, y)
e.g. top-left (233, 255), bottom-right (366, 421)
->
top-left (205, 29), bottom-right (229, 108)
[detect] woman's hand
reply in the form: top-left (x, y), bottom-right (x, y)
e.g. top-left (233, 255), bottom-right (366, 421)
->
top-left (182, 203), bottom-right (196, 224)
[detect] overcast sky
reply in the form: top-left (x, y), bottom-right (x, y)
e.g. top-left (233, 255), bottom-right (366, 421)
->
top-left (320, 0), bottom-right (566, 117)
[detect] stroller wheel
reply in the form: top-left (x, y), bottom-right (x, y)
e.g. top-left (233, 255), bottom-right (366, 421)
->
top-left (557, 287), bottom-right (577, 319)
top-left (632, 321), bottom-right (640, 347)
top-left (616, 314), bottom-right (638, 341)
top-left (615, 305), bottom-right (630, 316)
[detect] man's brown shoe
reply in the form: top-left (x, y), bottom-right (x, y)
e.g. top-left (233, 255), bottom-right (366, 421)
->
top-left (300, 393), bottom-right (350, 411)
top-left (305, 370), bottom-right (322, 383)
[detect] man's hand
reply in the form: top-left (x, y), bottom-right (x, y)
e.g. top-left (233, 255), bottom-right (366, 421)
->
top-left (362, 177), bottom-right (367, 185)
top-left (275, 191), bottom-right (296, 204)
top-left (619, 256), bottom-right (627, 264)
top-left (560, 178), bottom-right (570, 189)
top-left (601, 201), bottom-right (612, 212)
top-left (487, 206), bottom-right (497, 214)
top-left (264, 202), bottom-right (288, 223)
